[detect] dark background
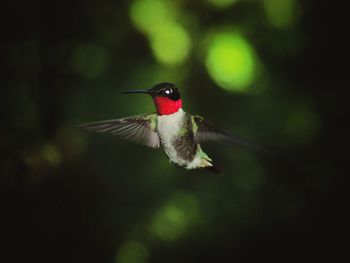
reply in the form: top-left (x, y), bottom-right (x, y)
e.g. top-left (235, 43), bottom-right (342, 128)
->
top-left (1, 0), bottom-right (344, 262)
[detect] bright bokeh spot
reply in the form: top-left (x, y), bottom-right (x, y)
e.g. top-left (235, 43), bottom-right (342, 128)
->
top-left (263, 0), bottom-right (299, 28)
top-left (149, 23), bottom-right (191, 66)
top-left (151, 205), bottom-right (186, 241)
top-left (206, 32), bottom-right (256, 92)
top-left (150, 192), bottom-right (199, 241)
top-left (129, 0), bottom-right (191, 66)
top-left (71, 43), bottom-right (107, 78)
top-left (130, 0), bottom-right (174, 35)
top-left (208, 0), bottom-right (238, 9)
top-left (116, 241), bottom-right (149, 263)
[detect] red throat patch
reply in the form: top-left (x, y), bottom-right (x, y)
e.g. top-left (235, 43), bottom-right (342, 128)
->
top-left (153, 96), bottom-right (182, 115)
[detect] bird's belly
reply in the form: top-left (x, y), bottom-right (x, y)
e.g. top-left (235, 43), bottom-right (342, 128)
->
top-left (161, 137), bottom-right (187, 166)
top-left (161, 138), bottom-right (212, 169)
top-left (158, 126), bottom-right (190, 166)
top-left (157, 110), bottom-right (191, 166)
top-left (157, 109), bottom-right (212, 169)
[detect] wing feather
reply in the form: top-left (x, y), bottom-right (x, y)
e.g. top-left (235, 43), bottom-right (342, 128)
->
top-left (78, 114), bottom-right (160, 148)
top-left (193, 115), bottom-right (262, 150)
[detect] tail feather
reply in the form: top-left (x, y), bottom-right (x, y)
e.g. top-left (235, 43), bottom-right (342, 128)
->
top-left (206, 163), bottom-right (224, 175)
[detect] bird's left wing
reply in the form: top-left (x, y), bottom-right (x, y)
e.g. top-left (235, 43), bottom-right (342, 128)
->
top-left (78, 113), bottom-right (160, 148)
top-left (192, 115), bottom-right (262, 150)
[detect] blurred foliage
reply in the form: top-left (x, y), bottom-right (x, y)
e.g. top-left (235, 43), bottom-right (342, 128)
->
top-left (130, 0), bottom-right (191, 66)
top-left (205, 31), bottom-right (257, 91)
top-left (0, 0), bottom-right (342, 262)
top-left (116, 241), bottom-right (149, 263)
top-left (263, 0), bottom-right (300, 28)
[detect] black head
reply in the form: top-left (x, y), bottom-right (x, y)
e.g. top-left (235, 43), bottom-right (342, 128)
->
top-left (149, 82), bottom-right (181, 101)
top-left (122, 82), bottom-right (181, 101)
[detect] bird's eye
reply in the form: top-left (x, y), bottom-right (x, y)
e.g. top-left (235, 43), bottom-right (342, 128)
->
top-left (164, 88), bottom-right (172, 95)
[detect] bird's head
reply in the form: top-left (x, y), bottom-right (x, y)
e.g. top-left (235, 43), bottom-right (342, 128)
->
top-left (122, 82), bottom-right (182, 115)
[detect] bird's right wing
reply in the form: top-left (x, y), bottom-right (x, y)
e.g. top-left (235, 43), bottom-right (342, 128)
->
top-left (77, 113), bottom-right (160, 148)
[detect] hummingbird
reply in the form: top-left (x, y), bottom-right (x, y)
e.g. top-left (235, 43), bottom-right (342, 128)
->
top-left (79, 82), bottom-right (258, 174)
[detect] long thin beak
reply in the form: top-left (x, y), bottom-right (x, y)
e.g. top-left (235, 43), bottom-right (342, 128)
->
top-left (121, 89), bottom-right (151, 95)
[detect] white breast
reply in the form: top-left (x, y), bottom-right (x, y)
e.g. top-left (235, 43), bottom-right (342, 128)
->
top-left (157, 108), bottom-right (214, 170)
top-left (157, 108), bottom-right (186, 165)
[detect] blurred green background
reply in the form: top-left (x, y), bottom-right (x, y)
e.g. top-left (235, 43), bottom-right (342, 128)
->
top-left (1, 0), bottom-right (342, 262)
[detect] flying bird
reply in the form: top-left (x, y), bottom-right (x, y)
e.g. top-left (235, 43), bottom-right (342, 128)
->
top-left (79, 82), bottom-right (259, 174)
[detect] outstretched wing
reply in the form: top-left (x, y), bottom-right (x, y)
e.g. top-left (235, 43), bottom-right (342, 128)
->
top-left (193, 115), bottom-right (262, 150)
top-left (78, 113), bottom-right (160, 148)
